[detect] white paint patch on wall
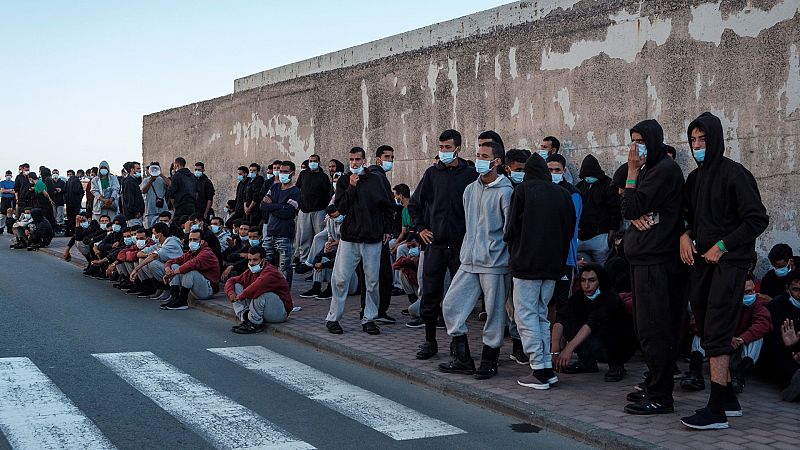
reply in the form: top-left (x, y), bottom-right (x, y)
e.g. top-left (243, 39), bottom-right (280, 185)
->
top-left (509, 47), bottom-right (518, 79)
top-left (421, 132), bottom-right (428, 154)
top-left (710, 107), bottom-right (741, 162)
top-left (778, 44), bottom-right (800, 116)
top-left (540, 10), bottom-right (672, 71)
top-left (474, 52), bottom-right (481, 78)
top-left (695, 73), bottom-right (702, 100)
top-left (510, 97), bottom-right (520, 118)
top-left (427, 61), bottom-right (440, 103)
top-left (232, 113), bottom-right (314, 160)
top-left (528, 100), bottom-right (535, 126)
top-left (646, 75), bottom-right (663, 119)
top-left (553, 87), bottom-right (578, 130)
top-left (401, 109), bottom-right (412, 154)
top-left (400, 85), bottom-right (407, 96)
top-left (586, 131), bottom-right (600, 151)
top-left (447, 58), bottom-right (459, 129)
top-left (494, 53), bottom-right (502, 80)
top-left (208, 132), bottom-right (221, 145)
top-left (688, 0), bottom-right (800, 46)
top-left (361, 79), bottom-right (370, 150)
top-left (756, 86), bottom-right (762, 103)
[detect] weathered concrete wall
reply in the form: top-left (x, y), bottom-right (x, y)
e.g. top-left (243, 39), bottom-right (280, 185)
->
top-left (143, 0), bottom-right (800, 262)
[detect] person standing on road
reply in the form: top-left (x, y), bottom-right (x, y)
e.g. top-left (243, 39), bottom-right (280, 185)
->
top-left (293, 154), bottom-right (332, 264)
top-left (64, 169), bottom-right (84, 237)
top-left (679, 112), bottom-right (768, 430)
top-left (13, 163), bottom-right (32, 215)
top-left (90, 161), bottom-right (120, 220)
top-left (0, 170), bottom-right (15, 235)
top-left (620, 119), bottom-right (686, 416)
top-left (51, 169), bottom-right (66, 235)
top-left (194, 162), bottom-right (215, 221)
top-left (141, 162), bottom-right (170, 228)
top-left (121, 162), bottom-right (145, 227)
top-left (244, 163), bottom-right (265, 227)
top-left (408, 129), bottom-right (479, 359)
top-left (168, 157), bottom-right (197, 219)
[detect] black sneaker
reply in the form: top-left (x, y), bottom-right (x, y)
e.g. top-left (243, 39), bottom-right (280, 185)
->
top-left (510, 349), bottom-right (529, 365)
top-left (416, 341), bottom-right (438, 360)
top-left (604, 366), bottom-right (627, 382)
top-left (401, 309), bottom-right (410, 316)
top-left (137, 289), bottom-right (157, 298)
top-left (626, 391), bottom-right (646, 402)
top-left (731, 376), bottom-right (745, 394)
top-left (294, 263), bottom-right (313, 275)
top-left (232, 317), bottom-right (251, 331)
top-left (724, 398), bottom-right (743, 417)
top-left (681, 407), bottom-right (729, 430)
top-left (680, 372), bottom-right (706, 391)
top-left (436, 317), bottom-right (446, 329)
top-left (560, 361), bottom-right (599, 374)
top-left (299, 285), bottom-right (321, 298)
top-left (478, 311), bottom-right (487, 321)
top-left (406, 318), bottom-right (425, 328)
top-left (326, 321), bottom-right (344, 334)
top-left (233, 321), bottom-right (265, 334)
top-left (543, 368), bottom-right (559, 385)
top-left (362, 321), bottom-right (380, 335)
top-left (160, 298), bottom-right (188, 310)
top-left (624, 398), bottom-right (674, 415)
top-left (375, 314), bottom-right (396, 324)
top-left (315, 286), bottom-right (332, 300)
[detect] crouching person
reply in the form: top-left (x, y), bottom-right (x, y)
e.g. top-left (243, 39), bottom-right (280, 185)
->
top-left (161, 229), bottom-right (221, 310)
top-left (226, 246), bottom-right (294, 334)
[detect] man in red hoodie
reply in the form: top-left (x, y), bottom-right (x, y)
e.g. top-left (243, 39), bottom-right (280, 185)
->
top-left (161, 229), bottom-right (220, 310)
top-left (225, 246), bottom-right (293, 334)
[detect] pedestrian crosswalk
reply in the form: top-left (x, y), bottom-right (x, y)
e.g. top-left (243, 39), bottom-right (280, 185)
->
top-left (0, 346), bottom-right (465, 449)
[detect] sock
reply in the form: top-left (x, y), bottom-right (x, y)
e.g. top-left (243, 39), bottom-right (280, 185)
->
top-left (424, 319), bottom-right (437, 343)
top-left (708, 382), bottom-right (726, 414)
top-left (725, 382), bottom-right (737, 402)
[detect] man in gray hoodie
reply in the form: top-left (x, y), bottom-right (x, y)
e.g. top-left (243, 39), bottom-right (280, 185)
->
top-left (438, 141), bottom-right (513, 380)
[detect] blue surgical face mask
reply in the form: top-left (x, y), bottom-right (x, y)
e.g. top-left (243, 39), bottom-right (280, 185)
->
top-left (249, 239), bottom-right (260, 247)
top-left (134, 172), bottom-right (141, 178)
top-left (475, 159), bottom-right (493, 175)
top-left (584, 176), bottom-right (598, 184)
top-left (334, 214), bottom-right (345, 224)
top-left (80, 221), bottom-right (89, 229)
top-left (438, 151), bottom-right (455, 164)
top-left (309, 162), bottom-right (320, 171)
top-left (249, 263), bottom-right (263, 274)
top-left (273, 170), bottom-right (280, 178)
top-left (190, 223), bottom-right (201, 232)
top-left (188, 241), bottom-right (201, 251)
top-left (279, 173), bottom-right (291, 184)
top-left (637, 143), bottom-right (647, 160)
top-left (408, 247), bottom-right (421, 257)
top-left (775, 265), bottom-right (791, 277)
top-left (551, 173), bottom-right (564, 184)
top-left (136, 239), bottom-right (146, 249)
top-left (237, 175), bottom-right (244, 182)
top-left (537, 150), bottom-right (549, 160)
top-left (351, 165), bottom-right (364, 175)
top-left (381, 161), bottom-right (393, 172)
top-left (693, 148), bottom-right (706, 163)
top-left (124, 237), bottom-right (134, 246)
top-left (510, 171), bottom-right (525, 184)
top-left (248, 172), bottom-right (257, 179)
top-left (210, 225), bottom-right (220, 234)
top-left (99, 168), bottom-right (109, 176)
top-left (112, 224), bottom-right (121, 233)
top-left (742, 294), bottom-right (757, 306)
top-left (194, 170), bottom-right (203, 178)
top-left (790, 296), bottom-right (800, 309)
top-left (395, 199), bottom-right (402, 206)
top-left (586, 288), bottom-right (601, 300)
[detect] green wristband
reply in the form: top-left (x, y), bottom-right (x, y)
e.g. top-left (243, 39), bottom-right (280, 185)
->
top-left (716, 240), bottom-right (728, 253)
top-left (626, 179), bottom-right (637, 185)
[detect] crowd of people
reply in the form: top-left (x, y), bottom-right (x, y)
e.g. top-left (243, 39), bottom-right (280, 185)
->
top-left (2, 112), bottom-right (799, 431)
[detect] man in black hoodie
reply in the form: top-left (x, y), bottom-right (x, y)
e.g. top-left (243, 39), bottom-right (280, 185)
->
top-left (408, 130), bottom-right (479, 359)
top-left (25, 208), bottom-right (53, 250)
top-left (64, 169), bottom-right (84, 237)
top-left (225, 166), bottom-right (249, 228)
top-left (13, 163), bottom-right (32, 214)
top-left (121, 162), bottom-right (145, 227)
top-left (576, 155), bottom-right (620, 266)
top-left (505, 154), bottom-right (575, 390)
top-left (294, 154), bottom-right (332, 263)
top-left (244, 163), bottom-right (265, 226)
top-left (167, 157), bottom-right (197, 219)
top-left (194, 162), bottom-right (216, 220)
top-left (678, 112), bottom-right (768, 430)
top-left (325, 147), bottom-right (395, 336)
top-left (621, 119), bottom-right (685, 415)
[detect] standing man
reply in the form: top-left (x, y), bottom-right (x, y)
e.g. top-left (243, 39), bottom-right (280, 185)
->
top-left (438, 141), bottom-right (512, 380)
top-left (575, 155), bottom-right (620, 266)
top-left (168, 157), bottom-right (197, 220)
top-left (325, 147), bottom-right (395, 335)
top-left (141, 162), bottom-right (170, 228)
top-left (506, 154), bottom-right (575, 390)
top-left (64, 169), bottom-right (84, 237)
top-left (244, 163), bottom-right (264, 226)
top-left (539, 136), bottom-right (575, 184)
top-left (121, 162), bottom-right (144, 227)
top-left (194, 162), bottom-right (216, 221)
top-left (90, 161), bottom-right (120, 220)
top-left (365, 145), bottom-right (398, 323)
top-left (13, 163), bottom-right (31, 215)
top-left (51, 169), bottom-right (66, 234)
top-left (408, 130), bottom-right (479, 359)
top-left (0, 171), bottom-right (15, 235)
top-left (294, 154), bottom-right (332, 264)
top-left (621, 119), bottom-right (686, 415)
top-left (261, 161), bottom-right (301, 285)
top-left (679, 112), bottom-right (768, 429)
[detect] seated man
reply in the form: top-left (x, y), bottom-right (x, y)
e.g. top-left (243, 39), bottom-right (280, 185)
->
top-left (113, 227), bottom-right (154, 291)
top-left (92, 226), bottom-right (135, 282)
top-left (551, 263), bottom-right (635, 382)
top-left (221, 226), bottom-right (260, 282)
top-left (225, 246), bottom-right (294, 334)
top-left (64, 211), bottom-right (101, 269)
top-left (182, 213), bottom-right (222, 262)
top-left (161, 229), bottom-right (221, 310)
top-left (210, 216), bottom-right (232, 254)
top-left (91, 215), bottom-right (126, 280)
top-left (300, 205), bottom-right (341, 299)
top-left (392, 233), bottom-right (421, 317)
top-left (758, 271), bottom-right (800, 401)
top-left (24, 208), bottom-right (54, 250)
top-left (128, 222), bottom-right (184, 298)
top-left (10, 206), bottom-right (33, 249)
top-left (157, 210), bottom-right (185, 240)
top-left (681, 274), bottom-right (772, 394)
top-left (81, 214), bottom-right (112, 276)
top-left (221, 220), bottom-right (248, 261)
top-left (759, 243), bottom-right (797, 301)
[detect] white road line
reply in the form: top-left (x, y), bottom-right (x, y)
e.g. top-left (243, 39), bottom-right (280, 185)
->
top-left (92, 351), bottom-right (313, 450)
top-left (0, 357), bottom-right (116, 450)
top-left (208, 346), bottom-right (466, 441)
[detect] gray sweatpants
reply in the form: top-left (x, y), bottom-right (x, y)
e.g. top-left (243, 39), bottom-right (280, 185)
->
top-left (513, 278), bottom-right (556, 370)
top-left (326, 240), bottom-right (381, 324)
top-left (442, 270), bottom-right (509, 348)
top-left (169, 264), bottom-right (214, 300)
top-left (116, 262), bottom-right (130, 276)
top-left (141, 259), bottom-right (166, 281)
top-left (231, 283), bottom-right (288, 325)
top-left (294, 210), bottom-right (326, 261)
top-left (304, 229), bottom-right (329, 266)
top-left (577, 233), bottom-right (610, 266)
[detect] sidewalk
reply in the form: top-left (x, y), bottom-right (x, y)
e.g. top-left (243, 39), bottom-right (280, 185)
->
top-left (40, 236), bottom-right (799, 449)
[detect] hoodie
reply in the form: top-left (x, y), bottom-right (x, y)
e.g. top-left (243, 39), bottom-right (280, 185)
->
top-left (90, 161), bottom-right (120, 215)
top-left (621, 119), bottom-right (685, 265)
top-left (575, 155), bottom-right (620, 240)
top-left (121, 175), bottom-right (144, 220)
top-left (168, 167), bottom-right (197, 213)
top-left (458, 174), bottom-right (513, 274)
top-left (29, 208), bottom-right (53, 245)
top-left (684, 112), bottom-right (769, 267)
top-left (505, 154), bottom-right (576, 280)
top-left (165, 243), bottom-right (221, 293)
top-left (296, 168), bottom-right (333, 212)
top-left (334, 167), bottom-right (395, 243)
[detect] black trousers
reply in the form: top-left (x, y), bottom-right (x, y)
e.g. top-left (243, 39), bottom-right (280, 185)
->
top-left (630, 262), bottom-right (685, 405)
top-left (421, 244), bottom-right (461, 339)
top-left (689, 262), bottom-right (746, 357)
top-left (563, 317), bottom-right (636, 366)
top-left (65, 203), bottom-right (80, 236)
top-left (360, 242), bottom-right (392, 316)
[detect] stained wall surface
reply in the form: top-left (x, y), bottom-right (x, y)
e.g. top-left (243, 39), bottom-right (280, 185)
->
top-left (143, 0), bottom-right (800, 260)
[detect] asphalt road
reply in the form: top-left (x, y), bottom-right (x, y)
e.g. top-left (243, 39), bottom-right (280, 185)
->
top-left (0, 237), bottom-right (592, 450)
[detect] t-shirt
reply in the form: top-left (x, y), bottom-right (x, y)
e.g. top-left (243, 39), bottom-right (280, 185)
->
top-left (401, 207), bottom-right (412, 228)
top-left (100, 177), bottom-right (110, 191)
top-left (0, 179), bottom-right (14, 198)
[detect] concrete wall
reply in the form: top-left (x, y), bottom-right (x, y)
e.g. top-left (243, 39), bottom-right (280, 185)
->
top-left (143, 0), bottom-right (800, 262)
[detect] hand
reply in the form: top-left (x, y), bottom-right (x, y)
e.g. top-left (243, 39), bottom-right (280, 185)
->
top-left (244, 206), bottom-right (252, 215)
top-left (680, 233), bottom-right (697, 265)
top-left (129, 270), bottom-right (138, 282)
top-left (105, 265), bottom-right (115, 277)
top-left (112, 241), bottom-right (119, 249)
top-left (630, 215), bottom-right (652, 232)
top-left (383, 233), bottom-right (391, 244)
top-left (793, 352), bottom-right (800, 364)
top-left (627, 142), bottom-right (645, 172)
top-left (229, 294), bottom-right (239, 303)
top-left (314, 263), bottom-right (323, 271)
top-left (287, 199), bottom-right (299, 209)
top-left (164, 267), bottom-right (174, 278)
top-left (349, 173), bottom-right (359, 187)
top-left (781, 319), bottom-right (799, 347)
top-left (702, 244), bottom-right (723, 264)
top-left (324, 241), bottom-right (334, 253)
top-left (555, 349), bottom-right (572, 371)
top-left (91, 259), bottom-right (103, 266)
top-left (221, 266), bottom-right (233, 282)
top-left (419, 229), bottom-right (434, 245)
top-left (262, 195), bottom-right (272, 204)
top-left (731, 336), bottom-right (744, 350)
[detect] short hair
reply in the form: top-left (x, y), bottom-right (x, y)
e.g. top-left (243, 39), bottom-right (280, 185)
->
top-left (99, 214), bottom-right (110, 221)
top-left (28, 173), bottom-right (38, 180)
top-left (478, 130), bottom-right (504, 150)
top-left (233, 219), bottom-right (244, 228)
top-left (195, 162), bottom-right (205, 169)
top-left (325, 204), bottom-right (338, 215)
top-left (768, 243), bottom-right (794, 264)
top-left (188, 213), bottom-right (203, 222)
top-left (543, 136), bottom-right (561, 151)
top-left (248, 246), bottom-right (267, 259)
top-left (439, 129), bottom-right (462, 148)
top-left (272, 159), bottom-right (282, 167)
top-left (122, 226), bottom-right (133, 233)
top-left (249, 163), bottom-right (261, 172)
top-left (211, 216), bottom-right (223, 224)
top-left (148, 161), bottom-right (160, 168)
top-left (506, 149), bottom-right (531, 165)
top-left (76, 169), bottom-right (85, 176)
top-left (158, 211), bottom-right (172, 219)
top-left (133, 226), bottom-right (146, 234)
top-left (546, 153), bottom-right (567, 168)
top-left (80, 211), bottom-right (92, 218)
top-left (152, 222), bottom-right (169, 236)
top-left (4, 170), bottom-right (11, 175)
top-left (349, 147), bottom-right (366, 159)
top-left (237, 166), bottom-right (248, 173)
top-left (281, 160), bottom-right (296, 172)
top-left (247, 227), bottom-right (261, 235)
top-left (175, 157), bottom-right (186, 167)
top-left (376, 145), bottom-right (394, 157)
top-left (187, 229), bottom-right (203, 239)
top-left (21, 163), bottom-right (30, 169)
top-left (226, 199), bottom-right (236, 207)
top-left (123, 161), bottom-right (139, 173)
top-left (309, 154), bottom-right (320, 161)
top-left (479, 141), bottom-right (505, 163)
top-left (787, 269), bottom-right (800, 286)
top-left (329, 159), bottom-right (344, 173)
top-left (393, 184), bottom-right (411, 198)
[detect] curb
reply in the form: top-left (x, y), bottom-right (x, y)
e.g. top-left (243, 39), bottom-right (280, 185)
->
top-left (40, 243), bottom-right (657, 450)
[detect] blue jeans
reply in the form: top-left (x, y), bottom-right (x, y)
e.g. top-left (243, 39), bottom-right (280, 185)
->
top-left (264, 236), bottom-right (294, 285)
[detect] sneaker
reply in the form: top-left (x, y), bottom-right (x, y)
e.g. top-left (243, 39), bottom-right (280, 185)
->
top-left (518, 370), bottom-right (551, 390)
top-left (560, 361), bottom-right (599, 374)
top-left (362, 321), bottom-right (381, 335)
top-left (401, 309), bottom-right (410, 316)
top-left (315, 286), bottom-right (332, 300)
top-left (436, 317), bottom-right (446, 329)
top-left (680, 407), bottom-right (729, 430)
top-left (626, 391), bottom-right (646, 402)
top-left (299, 285), bottom-right (321, 298)
top-left (406, 318), bottom-right (425, 328)
top-left (416, 341), bottom-right (438, 360)
top-left (232, 317), bottom-right (251, 331)
top-left (137, 289), bottom-right (157, 298)
top-left (326, 321), bottom-right (344, 334)
top-left (510, 349), bottom-right (529, 365)
top-left (148, 290), bottom-right (164, 300)
top-left (294, 263), bottom-right (313, 275)
top-left (155, 290), bottom-right (172, 301)
top-left (680, 372), bottom-right (706, 391)
top-left (233, 321), bottom-right (265, 334)
top-left (731, 376), bottom-right (745, 394)
top-left (544, 368), bottom-right (559, 385)
top-left (375, 314), bottom-right (396, 324)
top-left (160, 298), bottom-right (188, 310)
top-left (624, 398), bottom-right (674, 415)
top-left (634, 382), bottom-right (647, 392)
top-left (724, 398), bottom-right (743, 417)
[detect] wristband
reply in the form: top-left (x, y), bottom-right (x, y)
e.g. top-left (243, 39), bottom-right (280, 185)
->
top-left (625, 179), bottom-right (637, 185)
top-left (550, 352), bottom-right (560, 355)
top-left (716, 240), bottom-right (728, 253)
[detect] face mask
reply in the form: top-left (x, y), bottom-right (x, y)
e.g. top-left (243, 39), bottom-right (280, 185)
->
top-left (742, 294), bottom-right (757, 306)
top-left (637, 143), bottom-right (647, 160)
top-left (190, 224), bottom-right (201, 232)
top-left (279, 173), bottom-right (291, 184)
top-left (134, 172), bottom-right (141, 178)
top-left (188, 241), bottom-right (201, 251)
top-left (510, 172), bottom-right (525, 184)
top-left (381, 161), bottom-right (393, 172)
top-left (124, 237), bottom-right (134, 246)
top-left (149, 167), bottom-right (161, 177)
top-left (537, 150), bottom-right (549, 160)
top-left (438, 151), bottom-right (456, 164)
top-left (194, 170), bottom-right (203, 178)
top-left (775, 265), bottom-right (791, 277)
top-left (585, 176), bottom-right (598, 184)
top-left (4, 176), bottom-right (10, 181)
top-left (351, 165), bottom-right (364, 175)
top-left (237, 175), bottom-right (244, 182)
top-left (248, 172), bottom-right (257, 179)
top-left (334, 215), bottom-right (345, 224)
top-left (210, 225), bottom-right (220, 234)
top-left (23, 171), bottom-right (29, 176)
top-left (409, 247), bottom-right (421, 257)
top-left (249, 239), bottom-right (260, 247)
top-left (551, 173), bottom-right (564, 184)
top-left (395, 199), bottom-right (402, 206)
top-left (23, 214), bottom-right (31, 220)
top-left (80, 221), bottom-right (89, 229)
top-left (309, 162), bottom-right (320, 171)
top-left (790, 296), bottom-right (800, 309)
top-left (475, 159), bottom-right (493, 175)
top-left (53, 173), bottom-right (59, 178)
top-left (249, 263), bottom-right (262, 274)
top-left (112, 224), bottom-right (121, 233)
top-left (273, 170), bottom-right (280, 178)
top-left (586, 288), bottom-right (601, 300)
top-left (693, 148), bottom-right (706, 162)
top-left (136, 239), bottom-right (146, 249)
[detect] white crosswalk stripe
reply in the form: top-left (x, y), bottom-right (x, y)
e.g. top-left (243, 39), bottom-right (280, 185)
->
top-left (0, 357), bottom-right (116, 450)
top-left (92, 351), bottom-right (314, 450)
top-left (208, 345), bottom-right (466, 441)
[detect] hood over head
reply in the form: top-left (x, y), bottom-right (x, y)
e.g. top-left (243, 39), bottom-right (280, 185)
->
top-left (630, 119), bottom-right (666, 166)
top-left (687, 112), bottom-right (725, 169)
top-left (524, 153), bottom-right (550, 182)
top-left (611, 163), bottom-right (629, 189)
top-left (99, 160), bottom-right (109, 170)
top-left (579, 154), bottom-right (605, 179)
top-left (30, 208), bottom-right (44, 222)
top-left (112, 214), bottom-right (126, 225)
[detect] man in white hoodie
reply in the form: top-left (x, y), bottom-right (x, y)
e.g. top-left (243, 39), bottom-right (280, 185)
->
top-left (438, 140), bottom-right (513, 380)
